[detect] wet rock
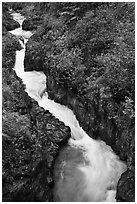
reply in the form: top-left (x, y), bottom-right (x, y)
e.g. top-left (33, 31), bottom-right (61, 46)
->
top-left (24, 38), bottom-right (43, 71)
top-left (22, 18), bottom-right (37, 31)
top-left (3, 12), bottom-right (20, 32)
top-left (2, 32), bottom-right (22, 70)
top-left (22, 16), bottom-right (43, 31)
top-left (5, 18), bottom-right (20, 31)
top-left (2, 3), bottom-right (20, 32)
top-left (116, 169), bottom-right (135, 202)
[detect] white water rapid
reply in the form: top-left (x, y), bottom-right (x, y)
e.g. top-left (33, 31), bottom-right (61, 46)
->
top-left (10, 12), bottom-right (127, 202)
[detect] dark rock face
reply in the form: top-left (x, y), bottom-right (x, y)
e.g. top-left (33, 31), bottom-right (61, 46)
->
top-left (22, 16), bottom-right (43, 31)
top-left (22, 18), bottom-right (37, 31)
top-left (2, 32), bottom-right (22, 70)
top-left (2, 3), bottom-right (20, 33)
top-left (24, 37), bottom-right (43, 71)
top-left (2, 30), bottom-right (71, 202)
top-left (116, 170), bottom-right (135, 202)
top-left (4, 18), bottom-right (20, 31)
top-left (2, 12), bottom-right (20, 32)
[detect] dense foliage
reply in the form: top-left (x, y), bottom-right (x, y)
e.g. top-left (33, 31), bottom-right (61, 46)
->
top-left (24, 2), bottom-right (135, 201)
top-left (3, 2), bottom-right (135, 202)
top-left (25, 2), bottom-right (135, 105)
top-left (25, 2), bottom-right (134, 147)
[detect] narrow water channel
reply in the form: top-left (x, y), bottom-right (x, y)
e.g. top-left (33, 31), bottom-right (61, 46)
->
top-left (10, 12), bottom-right (127, 202)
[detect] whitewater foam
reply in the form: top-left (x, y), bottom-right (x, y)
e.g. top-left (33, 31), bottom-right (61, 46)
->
top-left (11, 12), bottom-right (127, 202)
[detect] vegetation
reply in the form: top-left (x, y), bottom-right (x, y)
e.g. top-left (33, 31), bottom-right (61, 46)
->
top-left (25, 2), bottom-right (135, 106)
top-left (2, 3), bottom-right (70, 201)
top-left (24, 2), bottom-right (135, 201)
top-left (2, 2), bottom-right (20, 32)
top-left (2, 2), bottom-right (135, 202)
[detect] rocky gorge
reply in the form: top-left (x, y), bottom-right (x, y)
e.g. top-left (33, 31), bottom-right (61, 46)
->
top-left (24, 2), bottom-right (135, 202)
top-left (2, 2), bottom-right (135, 202)
top-left (2, 3), bottom-right (70, 202)
top-left (25, 38), bottom-right (135, 202)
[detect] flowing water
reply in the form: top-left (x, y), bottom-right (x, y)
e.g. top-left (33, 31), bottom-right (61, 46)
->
top-left (9, 12), bottom-right (127, 202)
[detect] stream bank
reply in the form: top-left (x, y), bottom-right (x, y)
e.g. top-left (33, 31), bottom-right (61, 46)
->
top-left (2, 6), bottom-right (71, 202)
top-left (24, 10), bottom-right (135, 202)
top-left (45, 75), bottom-right (135, 202)
top-left (3, 2), bottom-right (135, 202)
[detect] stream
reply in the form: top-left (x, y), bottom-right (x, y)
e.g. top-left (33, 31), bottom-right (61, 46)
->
top-left (9, 12), bottom-right (127, 202)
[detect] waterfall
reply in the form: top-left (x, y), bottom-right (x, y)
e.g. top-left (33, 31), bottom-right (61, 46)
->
top-left (10, 12), bottom-right (127, 202)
